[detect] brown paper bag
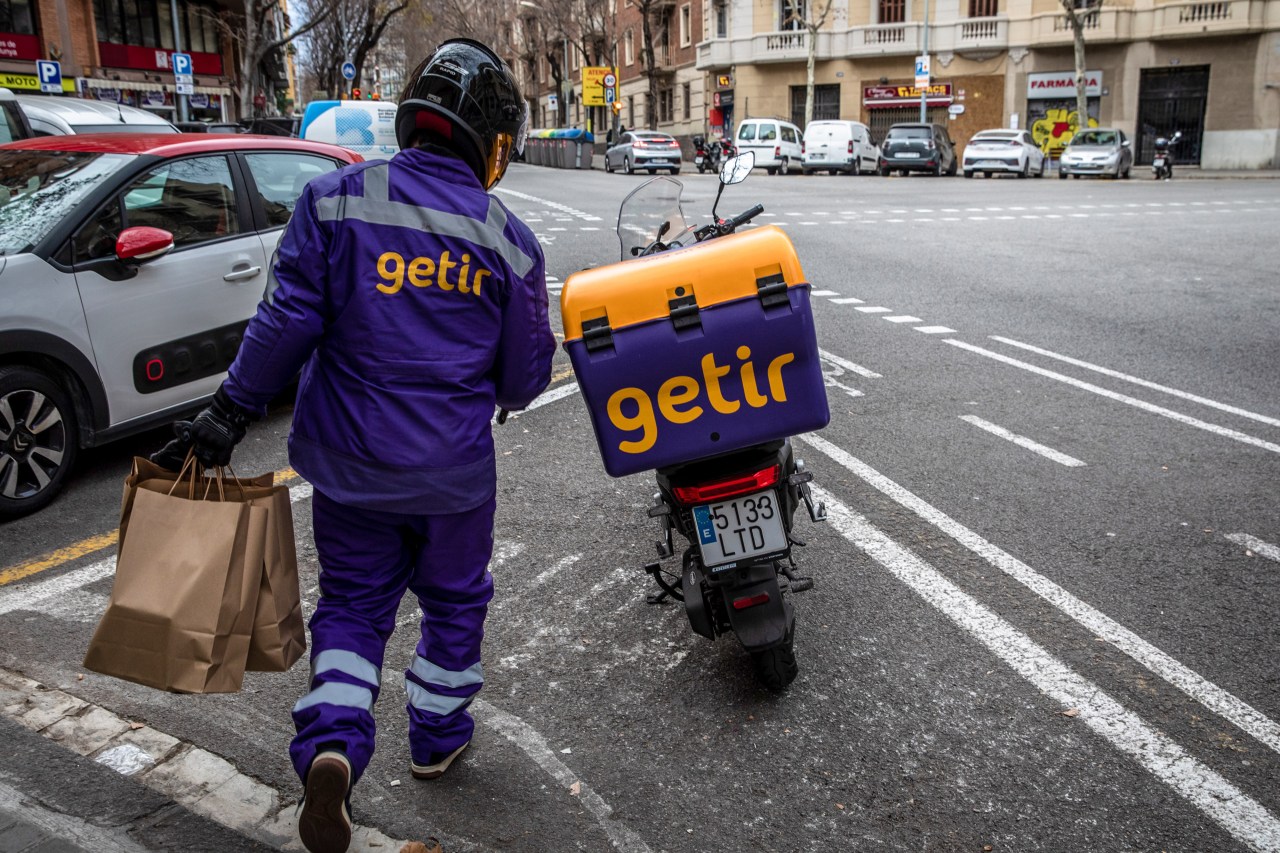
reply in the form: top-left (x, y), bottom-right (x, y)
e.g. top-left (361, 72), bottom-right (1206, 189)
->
top-left (85, 461), bottom-right (266, 693)
top-left (242, 482), bottom-right (306, 672)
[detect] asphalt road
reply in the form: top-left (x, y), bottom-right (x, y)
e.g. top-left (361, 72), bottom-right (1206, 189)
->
top-left (1, 163), bottom-right (1278, 853)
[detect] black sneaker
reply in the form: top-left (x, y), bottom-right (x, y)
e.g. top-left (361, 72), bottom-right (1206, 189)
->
top-left (410, 741), bottom-right (469, 781)
top-left (299, 750), bottom-right (352, 853)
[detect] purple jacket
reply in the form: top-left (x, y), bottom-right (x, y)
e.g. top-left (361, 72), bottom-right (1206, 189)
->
top-left (224, 147), bottom-right (554, 512)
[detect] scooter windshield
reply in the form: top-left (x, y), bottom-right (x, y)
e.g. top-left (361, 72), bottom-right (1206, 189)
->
top-left (616, 177), bottom-right (693, 260)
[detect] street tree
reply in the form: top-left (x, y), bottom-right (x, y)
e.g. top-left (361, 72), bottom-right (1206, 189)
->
top-left (1059, 0), bottom-right (1100, 134)
top-left (782, 0), bottom-right (836, 128)
top-left (204, 0), bottom-right (332, 117)
top-left (297, 0), bottom-right (411, 100)
top-left (633, 0), bottom-right (668, 130)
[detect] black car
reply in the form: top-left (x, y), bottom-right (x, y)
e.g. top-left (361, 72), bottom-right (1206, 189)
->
top-left (878, 123), bottom-right (958, 176)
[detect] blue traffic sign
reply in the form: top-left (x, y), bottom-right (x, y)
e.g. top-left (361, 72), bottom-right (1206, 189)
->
top-left (341, 62), bottom-right (356, 81)
top-left (35, 60), bottom-right (61, 93)
top-left (171, 52), bottom-right (193, 77)
top-left (604, 87), bottom-right (616, 104)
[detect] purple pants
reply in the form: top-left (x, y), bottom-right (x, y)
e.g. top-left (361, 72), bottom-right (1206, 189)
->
top-left (290, 488), bottom-right (495, 783)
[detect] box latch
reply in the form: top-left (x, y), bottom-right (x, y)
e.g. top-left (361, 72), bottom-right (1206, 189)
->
top-left (668, 293), bottom-right (701, 331)
top-left (582, 315), bottom-right (615, 353)
top-left (756, 273), bottom-right (790, 309)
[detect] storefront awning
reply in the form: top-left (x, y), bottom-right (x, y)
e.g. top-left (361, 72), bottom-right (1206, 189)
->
top-left (194, 85), bottom-right (231, 95)
top-left (83, 79), bottom-right (230, 96)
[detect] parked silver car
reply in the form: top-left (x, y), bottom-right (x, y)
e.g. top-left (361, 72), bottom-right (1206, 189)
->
top-left (1058, 128), bottom-right (1133, 179)
top-left (605, 131), bottom-right (682, 175)
top-left (15, 94), bottom-right (178, 136)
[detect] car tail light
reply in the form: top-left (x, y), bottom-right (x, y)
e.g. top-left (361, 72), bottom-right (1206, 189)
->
top-left (847, 141), bottom-right (854, 154)
top-left (633, 140), bottom-right (648, 148)
top-left (801, 141), bottom-right (806, 154)
top-left (672, 464), bottom-right (781, 505)
top-left (774, 145), bottom-right (781, 157)
top-left (732, 592), bottom-right (771, 610)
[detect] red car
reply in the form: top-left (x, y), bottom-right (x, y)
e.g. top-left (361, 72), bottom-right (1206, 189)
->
top-left (0, 134), bottom-right (361, 517)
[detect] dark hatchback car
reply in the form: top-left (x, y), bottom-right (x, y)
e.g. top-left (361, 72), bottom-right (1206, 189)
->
top-left (878, 123), bottom-right (958, 176)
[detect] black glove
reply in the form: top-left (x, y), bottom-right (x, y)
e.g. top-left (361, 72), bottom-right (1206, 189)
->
top-left (149, 386), bottom-right (255, 470)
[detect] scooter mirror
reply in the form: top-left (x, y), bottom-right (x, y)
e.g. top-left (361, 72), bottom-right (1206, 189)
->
top-left (720, 152), bottom-right (755, 185)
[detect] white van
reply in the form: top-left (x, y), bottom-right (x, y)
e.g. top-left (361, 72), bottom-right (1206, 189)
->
top-left (802, 120), bottom-right (878, 176)
top-left (735, 118), bottom-right (804, 175)
top-left (14, 94), bottom-right (177, 136)
top-left (300, 100), bottom-right (398, 161)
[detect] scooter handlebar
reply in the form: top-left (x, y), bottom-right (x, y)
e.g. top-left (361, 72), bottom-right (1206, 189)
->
top-left (725, 204), bottom-right (765, 232)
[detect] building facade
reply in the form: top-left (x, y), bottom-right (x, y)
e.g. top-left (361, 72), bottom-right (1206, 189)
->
top-left (694, 0), bottom-right (1280, 168)
top-left (1, 0), bottom-right (289, 122)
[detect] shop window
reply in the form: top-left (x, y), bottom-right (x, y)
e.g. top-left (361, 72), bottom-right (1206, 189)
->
top-left (790, 84), bottom-right (839, 126)
top-left (968, 0), bottom-right (997, 16)
top-left (879, 0), bottom-right (905, 24)
top-left (0, 0), bottom-right (37, 35)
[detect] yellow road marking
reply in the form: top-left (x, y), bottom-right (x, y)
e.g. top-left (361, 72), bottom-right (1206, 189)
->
top-left (0, 466), bottom-right (300, 587)
top-left (551, 365), bottom-right (576, 383)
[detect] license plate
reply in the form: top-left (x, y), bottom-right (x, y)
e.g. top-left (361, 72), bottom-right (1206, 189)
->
top-left (691, 490), bottom-right (788, 570)
top-left (1153, 157), bottom-right (1166, 167)
top-left (896, 152), bottom-right (920, 158)
top-left (695, 156), bottom-right (704, 164)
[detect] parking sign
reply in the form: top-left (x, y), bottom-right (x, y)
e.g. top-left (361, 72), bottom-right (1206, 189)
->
top-left (171, 52), bottom-right (193, 77)
top-left (35, 60), bottom-right (61, 94)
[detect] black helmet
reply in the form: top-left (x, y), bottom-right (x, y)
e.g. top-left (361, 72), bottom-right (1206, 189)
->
top-left (396, 39), bottom-right (529, 190)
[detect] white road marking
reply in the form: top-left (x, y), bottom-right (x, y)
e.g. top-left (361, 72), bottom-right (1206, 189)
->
top-left (492, 382), bottom-right (581, 424)
top-left (828, 297), bottom-right (865, 305)
top-left (884, 316), bottom-right (923, 324)
top-left (478, 699), bottom-right (653, 852)
top-left (959, 415), bottom-right (1086, 467)
top-left (811, 483), bottom-right (1280, 853)
top-left (810, 289), bottom-right (840, 297)
top-left (534, 554), bottom-right (582, 585)
top-left (914, 326), bottom-right (957, 334)
top-left (819, 349), bottom-right (882, 378)
top-left (990, 336), bottom-right (1280, 429)
top-left (855, 306), bottom-right (893, 314)
top-left (800, 434), bottom-right (1280, 757)
top-left (1225, 534), bottom-right (1280, 563)
top-left (945, 340), bottom-right (1280, 455)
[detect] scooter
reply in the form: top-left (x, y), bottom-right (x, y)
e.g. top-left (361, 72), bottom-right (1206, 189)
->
top-left (693, 136), bottom-right (720, 174)
top-left (617, 155), bottom-right (827, 690)
top-left (1152, 131), bottom-right (1182, 180)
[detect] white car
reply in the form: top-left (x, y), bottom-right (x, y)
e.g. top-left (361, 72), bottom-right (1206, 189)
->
top-left (735, 118), bottom-right (803, 175)
top-left (15, 94), bottom-right (178, 136)
top-left (962, 128), bottom-right (1046, 178)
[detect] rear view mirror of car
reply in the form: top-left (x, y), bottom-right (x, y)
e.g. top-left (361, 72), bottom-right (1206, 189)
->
top-left (115, 226), bottom-right (174, 264)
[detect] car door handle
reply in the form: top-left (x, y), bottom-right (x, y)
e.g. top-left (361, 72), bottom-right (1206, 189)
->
top-left (223, 265), bottom-right (262, 282)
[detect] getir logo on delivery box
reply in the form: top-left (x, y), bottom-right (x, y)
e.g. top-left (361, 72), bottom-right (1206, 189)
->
top-left (605, 345), bottom-right (796, 454)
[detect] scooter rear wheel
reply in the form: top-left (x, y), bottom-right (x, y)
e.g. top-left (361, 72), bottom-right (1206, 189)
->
top-left (751, 627), bottom-right (798, 691)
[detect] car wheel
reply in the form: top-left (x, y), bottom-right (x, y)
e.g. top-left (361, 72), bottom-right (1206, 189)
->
top-left (852, 159), bottom-right (861, 176)
top-left (900, 169), bottom-right (909, 177)
top-left (766, 167), bottom-right (777, 176)
top-left (779, 157), bottom-right (790, 175)
top-left (1123, 164), bottom-right (1132, 179)
top-left (1072, 174), bottom-right (1080, 179)
top-left (0, 366), bottom-right (79, 520)
top-left (1059, 171), bottom-right (1068, 180)
top-left (984, 171), bottom-right (993, 179)
top-left (964, 170), bottom-right (973, 179)
top-left (605, 156), bottom-right (614, 173)
top-left (1038, 158), bottom-right (1047, 178)
top-left (879, 164), bottom-right (890, 177)
top-left (624, 156), bottom-right (634, 175)
top-left (947, 158), bottom-right (958, 177)
top-left (670, 168), bottom-right (680, 175)
top-left (1018, 160), bottom-right (1030, 179)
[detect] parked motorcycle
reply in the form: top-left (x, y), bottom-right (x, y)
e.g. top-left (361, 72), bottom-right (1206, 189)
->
top-left (693, 135), bottom-right (719, 174)
top-left (560, 153), bottom-right (830, 690)
top-left (1152, 131), bottom-right (1182, 180)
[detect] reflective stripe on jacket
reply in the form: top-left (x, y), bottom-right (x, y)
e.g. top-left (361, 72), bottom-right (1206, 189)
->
top-left (224, 147), bottom-right (554, 512)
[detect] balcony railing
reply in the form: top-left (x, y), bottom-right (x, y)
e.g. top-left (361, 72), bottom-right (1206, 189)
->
top-left (1151, 0), bottom-right (1267, 37)
top-left (1026, 6), bottom-right (1131, 44)
top-left (931, 16), bottom-right (1008, 52)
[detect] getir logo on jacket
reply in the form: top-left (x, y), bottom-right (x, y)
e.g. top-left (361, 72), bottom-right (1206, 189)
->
top-left (605, 346), bottom-right (795, 454)
top-left (376, 250), bottom-right (491, 296)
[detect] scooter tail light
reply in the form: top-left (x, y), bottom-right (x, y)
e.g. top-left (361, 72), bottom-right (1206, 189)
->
top-left (671, 464), bottom-right (782, 505)
top-left (732, 592), bottom-right (771, 610)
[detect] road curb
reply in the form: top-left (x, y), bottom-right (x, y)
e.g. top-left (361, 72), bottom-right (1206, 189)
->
top-left (0, 667), bottom-right (406, 852)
